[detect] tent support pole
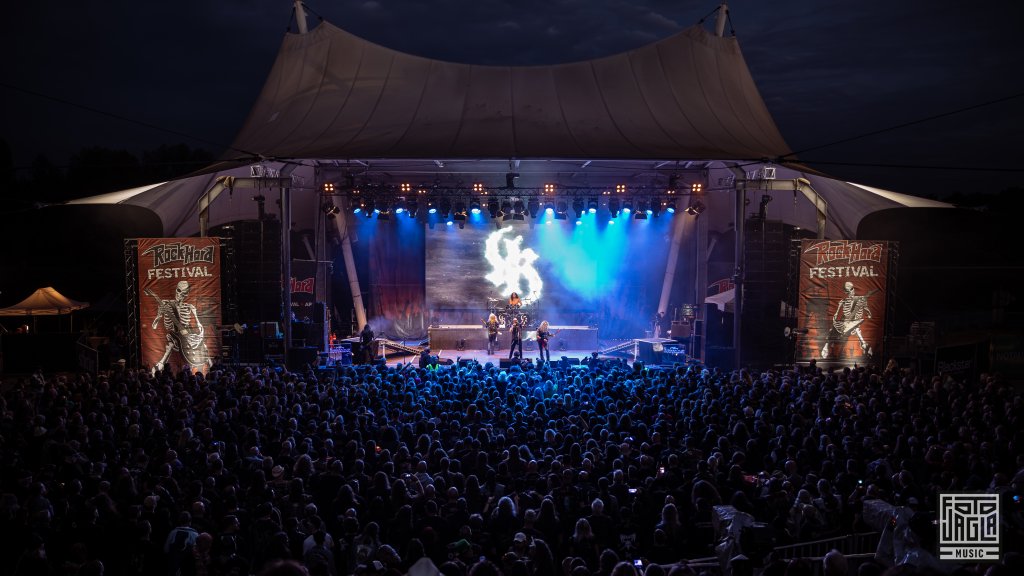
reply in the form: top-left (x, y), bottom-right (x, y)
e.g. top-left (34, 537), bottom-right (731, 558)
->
top-left (281, 186), bottom-right (292, 357)
top-left (333, 203), bottom-right (367, 335)
top-left (734, 184), bottom-right (745, 370)
top-left (657, 204), bottom-right (689, 321)
top-left (715, 3), bottom-right (729, 37)
top-left (293, 0), bottom-right (308, 34)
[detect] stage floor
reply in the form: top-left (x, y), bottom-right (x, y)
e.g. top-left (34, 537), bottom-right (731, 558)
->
top-left (374, 347), bottom-right (627, 367)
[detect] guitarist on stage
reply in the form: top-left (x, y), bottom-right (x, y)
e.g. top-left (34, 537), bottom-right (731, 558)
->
top-left (536, 320), bottom-right (557, 364)
top-left (821, 281), bottom-right (873, 360)
top-left (484, 313), bottom-right (501, 355)
top-left (359, 324), bottom-right (376, 364)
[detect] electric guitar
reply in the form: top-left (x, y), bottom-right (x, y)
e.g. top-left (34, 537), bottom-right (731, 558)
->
top-left (533, 329), bottom-right (560, 344)
top-left (832, 289), bottom-right (878, 335)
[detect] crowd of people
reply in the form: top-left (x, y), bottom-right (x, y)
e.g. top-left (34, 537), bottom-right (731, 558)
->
top-left (0, 354), bottom-right (1021, 576)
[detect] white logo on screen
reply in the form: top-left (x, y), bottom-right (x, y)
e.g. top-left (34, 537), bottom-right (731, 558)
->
top-left (484, 227), bottom-right (543, 302)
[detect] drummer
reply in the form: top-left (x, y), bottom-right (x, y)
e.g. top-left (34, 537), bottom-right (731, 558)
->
top-left (508, 291), bottom-right (522, 307)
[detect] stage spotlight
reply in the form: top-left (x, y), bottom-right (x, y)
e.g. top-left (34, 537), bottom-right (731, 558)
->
top-left (634, 200), bottom-right (648, 220)
top-left (439, 198), bottom-right (452, 218)
top-left (608, 198), bottom-right (620, 217)
top-left (512, 200), bottom-right (526, 220)
top-left (608, 219), bottom-right (616, 225)
top-left (394, 198), bottom-right (407, 214)
top-left (554, 199), bottom-right (568, 220)
top-left (378, 210), bottom-right (391, 221)
top-left (575, 219), bottom-right (582, 226)
top-left (352, 200), bottom-right (364, 214)
top-left (427, 202), bottom-right (437, 215)
top-left (407, 198), bottom-right (419, 217)
top-left (572, 198), bottom-right (584, 218)
top-left (487, 199), bottom-right (500, 218)
top-left (587, 197), bottom-right (598, 214)
top-left (527, 198), bottom-right (540, 218)
top-left (622, 200), bottom-right (633, 214)
top-left (544, 202), bottom-right (555, 215)
top-left (685, 201), bottom-right (706, 216)
top-left (501, 200), bottom-right (513, 221)
top-left (470, 199), bottom-right (481, 215)
top-left (324, 204), bottom-right (340, 217)
top-left (664, 198), bottom-right (676, 214)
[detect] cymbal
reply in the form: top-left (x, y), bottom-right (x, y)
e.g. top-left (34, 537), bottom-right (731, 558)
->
top-left (487, 298), bottom-right (499, 302)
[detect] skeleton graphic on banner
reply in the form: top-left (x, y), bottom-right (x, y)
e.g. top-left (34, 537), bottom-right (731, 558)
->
top-left (821, 281), bottom-right (876, 359)
top-left (146, 280), bottom-right (213, 372)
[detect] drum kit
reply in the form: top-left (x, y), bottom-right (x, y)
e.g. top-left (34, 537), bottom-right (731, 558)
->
top-left (488, 297), bottom-right (532, 329)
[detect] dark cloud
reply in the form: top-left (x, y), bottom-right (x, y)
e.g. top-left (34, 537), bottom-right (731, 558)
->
top-left (4, 0), bottom-right (1022, 197)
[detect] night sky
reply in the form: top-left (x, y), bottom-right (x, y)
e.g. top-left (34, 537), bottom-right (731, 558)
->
top-left (4, 0), bottom-right (1023, 198)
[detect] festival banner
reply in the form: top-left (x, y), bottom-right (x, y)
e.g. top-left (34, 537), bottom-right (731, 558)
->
top-left (290, 259), bottom-right (317, 322)
top-left (795, 240), bottom-right (889, 366)
top-left (137, 238), bottom-right (221, 373)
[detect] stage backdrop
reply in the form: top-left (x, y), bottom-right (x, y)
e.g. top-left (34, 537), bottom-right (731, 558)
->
top-left (424, 214), bottom-right (672, 338)
top-left (796, 240), bottom-right (889, 367)
top-left (137, 238), bottom-right (221, 373)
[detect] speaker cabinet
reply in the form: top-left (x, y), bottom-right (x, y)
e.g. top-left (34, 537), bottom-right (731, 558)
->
top-left (287, 346), bottom-right (318, 371)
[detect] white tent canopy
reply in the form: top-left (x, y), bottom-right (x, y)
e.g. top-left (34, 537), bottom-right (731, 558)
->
top-left (68, 18), bottom-right (950, 238)
top-left (0, 287), bottom-right (89, 316)
top-left (225, 22), bottom-right (791, 162)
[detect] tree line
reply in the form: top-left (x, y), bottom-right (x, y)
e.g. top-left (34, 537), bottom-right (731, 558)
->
top-left (0, 139), bottom-right (214, 209)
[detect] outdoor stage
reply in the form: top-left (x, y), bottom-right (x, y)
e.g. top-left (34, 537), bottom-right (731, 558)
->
top-left (361, 336), bottom-right (687, 369)
top-left (377, 348), bottom-right (602, 368)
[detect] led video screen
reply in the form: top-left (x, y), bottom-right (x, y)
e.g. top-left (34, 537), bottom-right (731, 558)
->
top-left (425, 214), bottom-right (673, 334)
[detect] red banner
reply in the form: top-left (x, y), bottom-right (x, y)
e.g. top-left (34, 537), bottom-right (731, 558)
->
top-left (290, 259), bottom-right (316, 322)
top-left (795, 240), bottom-right (889, 366)
top-left (137, 238), bottom-right (221, 373)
